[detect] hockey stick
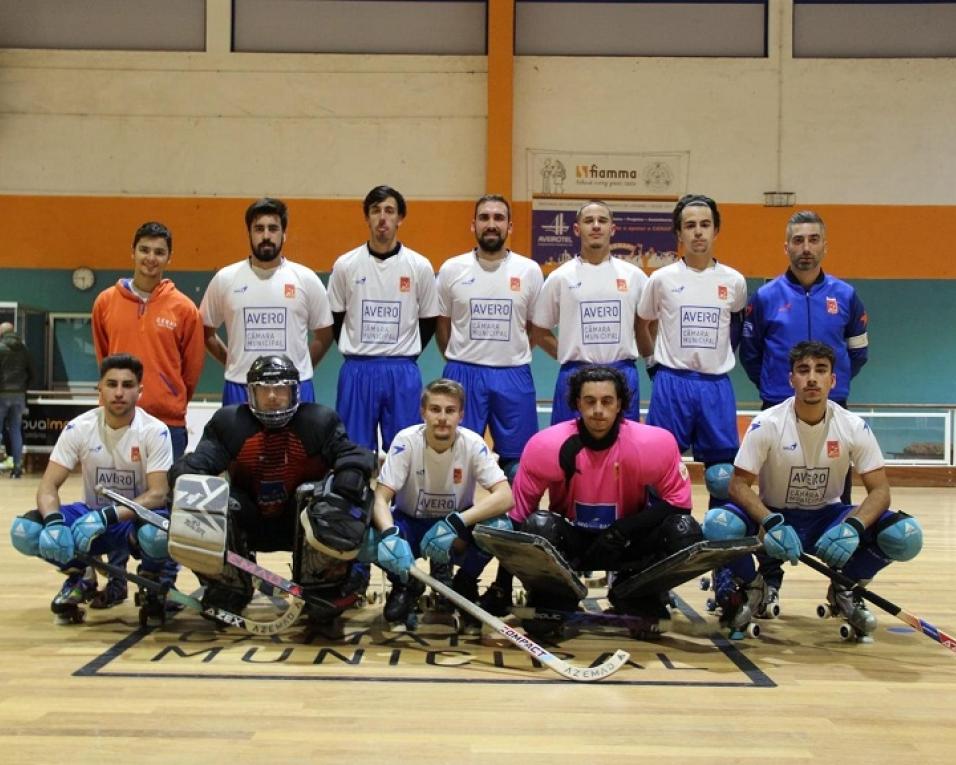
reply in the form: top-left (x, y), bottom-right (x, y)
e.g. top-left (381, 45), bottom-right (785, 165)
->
top-left (78, 552), bottom-right (304, 635)
top-left (95, 485), bottom-right (347, 614)
top-left (406, 566), bottom-right (630, 682)
top-left (799, 553), bottom-right (956, 655)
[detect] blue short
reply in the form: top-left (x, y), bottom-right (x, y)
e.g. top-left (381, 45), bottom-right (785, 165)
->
top-left (336, 356), bottom-right (422, 453)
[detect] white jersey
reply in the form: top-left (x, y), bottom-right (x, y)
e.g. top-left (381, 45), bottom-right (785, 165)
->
top-left (328, 243), bottom-right (439, 356)
top-left (50, 406), bottom-right (173, 509)
top-left (637, 259), bottom-right (747, 374)
top-left (532, 255), bottom-right (648, 364)
top-left (735, 399), bottom-right (884, 511)
top-left (437, 249), bottom-right (543, 366)
top-left (378, 424), bottom-right (507, 519)
top-left (200, 258), bottom-right (333, 383)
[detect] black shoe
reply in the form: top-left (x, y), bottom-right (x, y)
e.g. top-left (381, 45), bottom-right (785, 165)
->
top-left (11, 467), bottom-right (22, 479)
top-left (383, 578), bottom-right (425, 623)
top-left (90, 576), bottom-right (128, 609)
top-left (477, 582), bottom-right (513, 617)
top-left (201, 581), bottom-right (253, 617)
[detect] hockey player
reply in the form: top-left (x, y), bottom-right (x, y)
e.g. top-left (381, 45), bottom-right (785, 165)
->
top-left (8, 354), bottom-right (174, 624)
top-left (637, 195), bottom-right (747, 508)
top-left (530, 200), bottom-right (648, 424)
top-left (371, 378), bottom-right (513, 626)
top-left (200, 197), bottom-right (334, 404)
top-left (484, 364), bottom-right (697, 622)
top-left (328, 185), bottom-right (440, 453)
top-left (167, 354), bottom-right (376, 625)
top-left (702, 341), bottom-right (922, 640)
top-left (435, 194), bottom-right (544, 483)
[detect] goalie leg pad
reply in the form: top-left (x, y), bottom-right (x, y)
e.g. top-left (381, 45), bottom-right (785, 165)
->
top-left (168, 474), bottom-right (231, 577)
top-left (300, 474), bottom-right (372, 561)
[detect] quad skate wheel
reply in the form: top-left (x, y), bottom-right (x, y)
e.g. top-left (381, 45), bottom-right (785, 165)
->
top-left (816, 603), bottom-right (834, 619)
top-left (839, 623), bottom-right (854, 641)
top-left (763, 602), bottom-right (781, 619)
top-left (746, 622), bottom-right (760, 638)
top-left (705, 597), bottom-right (717, 613)
top-left (699, 577), bottom-right (711, 591)
top-left (54, 608), bottom-right (85, 626)
top-left (367, 591), bottom-right (381, 605)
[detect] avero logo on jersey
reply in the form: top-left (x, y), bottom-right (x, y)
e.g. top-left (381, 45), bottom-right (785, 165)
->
top-left (130, 446), bottom-right (141, 462)
top-left (400, 276), bottom-right (411, 292)
top-left (453, 468), bottom-right (462, 484)
top-left (284, 284), bottom-right (295, 298)
top-left (616, 278), bottom-right (627, 293)
top-left (718, 284), bottom-right (728, 300)
top-left (510, 277), bottom-right (521, 292)
top-left (826, 297), bottom-right (838, 314)
top-left (827, 440), bottom-right (840, 458)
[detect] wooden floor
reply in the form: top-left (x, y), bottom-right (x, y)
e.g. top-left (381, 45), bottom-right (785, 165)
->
top-left (1, 475), bottom-right (954, 764)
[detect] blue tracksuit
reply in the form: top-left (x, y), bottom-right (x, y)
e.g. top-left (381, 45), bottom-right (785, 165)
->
top-left (740, 270), bottom-right (868, 404)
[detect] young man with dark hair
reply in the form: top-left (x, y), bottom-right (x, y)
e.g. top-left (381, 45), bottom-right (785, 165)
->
top-left (201, 198), bottom-right (334, 405)
top-left (9, 354), bottom-right (175, 624)
top-left (328, 185), bottom-right (439, 453)
top-left (702, 341), bottom-right (922, 640)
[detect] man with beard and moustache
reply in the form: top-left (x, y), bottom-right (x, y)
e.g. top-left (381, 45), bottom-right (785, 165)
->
top-left (435, 195), bottom-right (544, 485)
top-left (531, 200), bottom-right (649, 424)
top-left (370, 378), bottom-right (513, 627)
top-left (739, 211), bottom-right (869, 607)
top-left (200, 198), bottom-right (334, 404)
top-left (327, 186), bottom-right (439, 454)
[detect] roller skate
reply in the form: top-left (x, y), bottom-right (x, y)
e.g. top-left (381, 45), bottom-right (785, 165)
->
top-left (477, 581), bottom-right (513, 617)
top-left (383, 576), bottom-right (425, 630)
top-left (51, 567), bottom-right (98, 625)
top-left (134, 566), bottom-right (170, 627)
top-left (713, 567), bottom-right (760, 640)
top-left (754, 575), bottom-right (781, 620)
top-left (817, 582), bottom-right (877, 642)
top-left (451, 569), bottom-right (482, 634)
top-left (90, 574), bottom-right (128, 610)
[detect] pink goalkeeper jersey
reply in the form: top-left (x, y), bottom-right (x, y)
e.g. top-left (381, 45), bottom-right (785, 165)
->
top-left (511, 419), bottom-right (692, 530)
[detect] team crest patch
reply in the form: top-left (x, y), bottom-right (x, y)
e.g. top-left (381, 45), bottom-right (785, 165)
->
top-left (616, 278), bottom-right (627, 292)
top-left (826, 297), bottom-right (838, 314)
top-left (453, 468), bottom-right (462, 484)
top-left (400, 276), bottom-right (411, 292)
top-left (284, 284), bottom-right (296, 298)
top-left (827, 440), bottom-right (840, 458)
top-left (130, 446), bottom-right (141, 462)
top-left (718, 285), bottom-right (728, 300)
top-left (510, 277), bottom-right (521, 291)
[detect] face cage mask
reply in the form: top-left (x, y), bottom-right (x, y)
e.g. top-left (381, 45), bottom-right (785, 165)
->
top-left (247, 381), bottom-right (299, 428)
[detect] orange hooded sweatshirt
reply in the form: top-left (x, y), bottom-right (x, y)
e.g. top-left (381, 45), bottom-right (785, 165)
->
top-left (92, 278), bottom-right (206, 427)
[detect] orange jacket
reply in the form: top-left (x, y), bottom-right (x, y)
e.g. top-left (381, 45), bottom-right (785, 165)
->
top-left (92, 279), bottom-right (206, 427)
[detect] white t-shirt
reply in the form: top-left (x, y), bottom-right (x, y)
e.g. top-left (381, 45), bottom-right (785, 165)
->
top-left (437, 249), bottom-right (543, 366)
top-left (735, 399), bottom-right (884, 511)
top-left (378, 424), bottom-right (507, 518)
top-left (200, 258), bottom-right (333, 383)
top-left (328, 244), bottom-right (439, 356)
top-left (50, 406), bottom-right (173, 508)
top-left (532, 255), bottom-right (648, 364)
top-left (638, 259), bottom-right (747, 374)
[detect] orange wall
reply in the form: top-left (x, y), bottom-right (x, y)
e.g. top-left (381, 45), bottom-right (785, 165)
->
top-left (5, 194), bottom-right (953, 278)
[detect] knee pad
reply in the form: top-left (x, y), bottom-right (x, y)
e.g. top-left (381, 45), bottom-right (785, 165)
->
top-left (703, 506), bottom-right (748, 541)
top-left (660, 512), bottom-right (703, 555)
top-left (877, 514), bottom-right (923, 562)
top-left (704, 463), bottom-right (734, 500)
top-left (520, 511), bottom-right (568, 550)
top-left (137, 523), bottom-right (169, 561)
top-left (10, 511), bottom-right (43, 557)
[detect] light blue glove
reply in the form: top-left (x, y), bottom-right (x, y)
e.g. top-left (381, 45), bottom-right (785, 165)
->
top-left (474, 515), bottom-right (513, 554)
top-left (72, 506), bottom-right (119, 553)
top-left (356, 527), bottom-right (380, 564)
top-left (815, 517), bottom-right (864, 569)
top-left (377, 527), bottom-right (413, 582)
top-left (137, 523), bottom-right (169, 560)
top-left (38, 513), bottom-right (76, 565)
top-left (761, 512), bottom-right (803, 563)
top-left (420, 512), bottom-right (467, 564)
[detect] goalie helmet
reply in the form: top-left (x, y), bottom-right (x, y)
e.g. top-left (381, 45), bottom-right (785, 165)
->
top-left (246, 354), bottom-right (300, 428)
